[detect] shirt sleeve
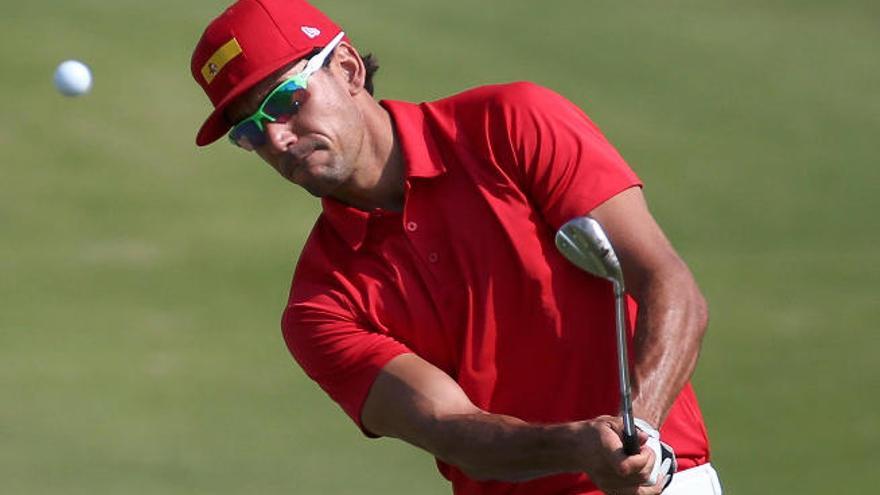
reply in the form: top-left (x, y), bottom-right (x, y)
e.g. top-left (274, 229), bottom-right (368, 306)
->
top-left (282, 280), bottom-right (410, 435)
top-left (484, 82), bottom-right (642, 228)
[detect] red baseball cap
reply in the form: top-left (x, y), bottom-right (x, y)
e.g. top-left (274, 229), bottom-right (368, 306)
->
top-left (191, 0), bottom-right (346, 146)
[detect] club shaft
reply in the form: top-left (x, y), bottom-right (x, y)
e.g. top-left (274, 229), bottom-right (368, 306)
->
top-left (614, 284), bottom-right (638, 455)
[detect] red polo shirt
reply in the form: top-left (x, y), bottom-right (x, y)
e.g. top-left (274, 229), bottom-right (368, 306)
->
top-left (283, 82), bottom-right (710, 494)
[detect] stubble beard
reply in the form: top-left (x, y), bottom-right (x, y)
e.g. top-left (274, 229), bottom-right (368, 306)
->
top-left (298, 150), bottom-right (352, 198)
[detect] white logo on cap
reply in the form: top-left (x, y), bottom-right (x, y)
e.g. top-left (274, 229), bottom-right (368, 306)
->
top-left (301, 26), bottom-right (321, 39)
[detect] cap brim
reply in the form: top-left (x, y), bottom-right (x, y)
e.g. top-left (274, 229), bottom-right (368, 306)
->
top-left (194, 52), bottom-right (306, 146)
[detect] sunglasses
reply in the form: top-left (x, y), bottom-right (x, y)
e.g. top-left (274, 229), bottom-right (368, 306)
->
top-left (228, 31), bottom-right (345, 150)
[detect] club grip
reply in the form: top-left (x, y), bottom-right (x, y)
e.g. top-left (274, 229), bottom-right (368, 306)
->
top-left (623, 430), bottom-right (640, 456)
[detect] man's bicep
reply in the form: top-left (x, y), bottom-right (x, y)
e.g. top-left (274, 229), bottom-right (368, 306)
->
top-left (588, 187), bottom-right (689, 297)
top-left (362, 353), bottom-right (479, 447)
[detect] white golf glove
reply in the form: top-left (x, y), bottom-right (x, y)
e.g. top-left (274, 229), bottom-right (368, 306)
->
top-left (634, 418), bottom-right (677, 490)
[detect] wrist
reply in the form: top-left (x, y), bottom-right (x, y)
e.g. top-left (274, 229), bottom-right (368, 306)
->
top-left (633, 417), bottom-right (659, 437)
top-left (631, 401), bottom-right (663, 429)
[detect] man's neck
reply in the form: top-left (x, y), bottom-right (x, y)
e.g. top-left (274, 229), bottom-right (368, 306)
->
top-left (332, 100), bottom-right (405, 213)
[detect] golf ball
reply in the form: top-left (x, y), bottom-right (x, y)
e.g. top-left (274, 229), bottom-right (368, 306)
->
top-left (54, 60), bottom-right (93, 97)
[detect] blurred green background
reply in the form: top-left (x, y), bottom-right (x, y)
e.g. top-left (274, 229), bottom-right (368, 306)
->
top-left (2, 0), bottom-right (878, 493)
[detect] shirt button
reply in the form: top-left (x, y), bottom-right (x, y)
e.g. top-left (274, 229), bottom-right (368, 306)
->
top-left (406, 221), bottom-right (418, 232)
top-left (428, 252), bottom-right (439, 263)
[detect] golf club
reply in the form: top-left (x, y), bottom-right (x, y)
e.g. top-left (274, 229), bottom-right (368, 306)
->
top-left (555, 216), bottom-right (639, 455)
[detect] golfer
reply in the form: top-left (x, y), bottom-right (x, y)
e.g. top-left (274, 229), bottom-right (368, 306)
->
top-left (190, 1), bottom-right (722, 493)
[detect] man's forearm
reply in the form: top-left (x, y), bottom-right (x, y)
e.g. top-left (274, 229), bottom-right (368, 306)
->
top-left (425, 412), bottom-right (586, 481)
top-left (631, 265), bottom-right (708, 426)
top-left (363, 354), bottom-right (596, 481)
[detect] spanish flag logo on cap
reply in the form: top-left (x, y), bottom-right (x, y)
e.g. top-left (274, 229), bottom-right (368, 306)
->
top-left (201, 38), bottom-right (243, 84)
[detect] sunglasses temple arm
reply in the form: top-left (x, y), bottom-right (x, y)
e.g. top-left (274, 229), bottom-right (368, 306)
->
top-left (302, 31), bottom-right (346, 76)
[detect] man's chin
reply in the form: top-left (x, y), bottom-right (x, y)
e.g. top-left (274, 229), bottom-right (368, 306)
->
top-left (285, 156), bottom-right (348, 198)
top-left (300, 184), bottom-right (326, 198)
top-left (296, 176), bottom-right (343, 199)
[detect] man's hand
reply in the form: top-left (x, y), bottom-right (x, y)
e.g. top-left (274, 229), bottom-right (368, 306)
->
top-left (575, 416), bottom-right (670, 495)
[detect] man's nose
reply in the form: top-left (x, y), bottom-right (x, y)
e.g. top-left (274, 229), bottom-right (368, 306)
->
top-left (263, 121), bottom-right (297, 152)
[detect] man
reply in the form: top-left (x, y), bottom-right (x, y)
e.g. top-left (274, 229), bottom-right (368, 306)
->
top-left (190, 1), bottom-right (722, 494)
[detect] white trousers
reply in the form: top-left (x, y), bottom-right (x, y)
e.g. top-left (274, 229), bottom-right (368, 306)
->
top-left (663, 463), bottom-right (723, 494)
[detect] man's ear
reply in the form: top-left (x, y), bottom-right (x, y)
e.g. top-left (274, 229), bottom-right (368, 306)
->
top-left (332, 41), bottom-right (366, 95)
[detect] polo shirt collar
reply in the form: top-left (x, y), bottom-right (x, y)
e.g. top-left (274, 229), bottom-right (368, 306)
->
top-left (319, 100), bottom-right (446, 251)
top-left (319, 197), bottom-right (368, 250)
top-left (383, 99), bottom-right (447, 179)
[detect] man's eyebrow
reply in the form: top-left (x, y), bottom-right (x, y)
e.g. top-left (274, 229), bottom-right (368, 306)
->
top-left (247, 64), bottom-right (303, 110)
top-left (251, 80), bottom-right (283, 108)
top-left (225, 81), bottom-right (277, 125)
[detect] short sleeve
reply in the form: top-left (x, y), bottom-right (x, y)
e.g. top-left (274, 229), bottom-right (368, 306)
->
top-left (485, 82), bottom-right (642, 228)
top-left (282, 285), bottom-right (410, 434)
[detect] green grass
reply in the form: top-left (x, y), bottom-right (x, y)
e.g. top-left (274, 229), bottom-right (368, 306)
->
top-left (2, 0), bottom-right (878, 493)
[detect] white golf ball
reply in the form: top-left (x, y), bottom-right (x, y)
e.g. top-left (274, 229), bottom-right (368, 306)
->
top-left (54, 60), bottom-right (93, 97)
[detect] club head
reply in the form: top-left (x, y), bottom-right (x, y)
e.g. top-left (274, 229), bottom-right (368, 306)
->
top-left (555, 216), bottom-right (624, 288)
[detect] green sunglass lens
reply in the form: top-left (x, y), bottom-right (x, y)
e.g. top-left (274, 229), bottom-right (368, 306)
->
top-left (263, 81), bottom-right (305, 118)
